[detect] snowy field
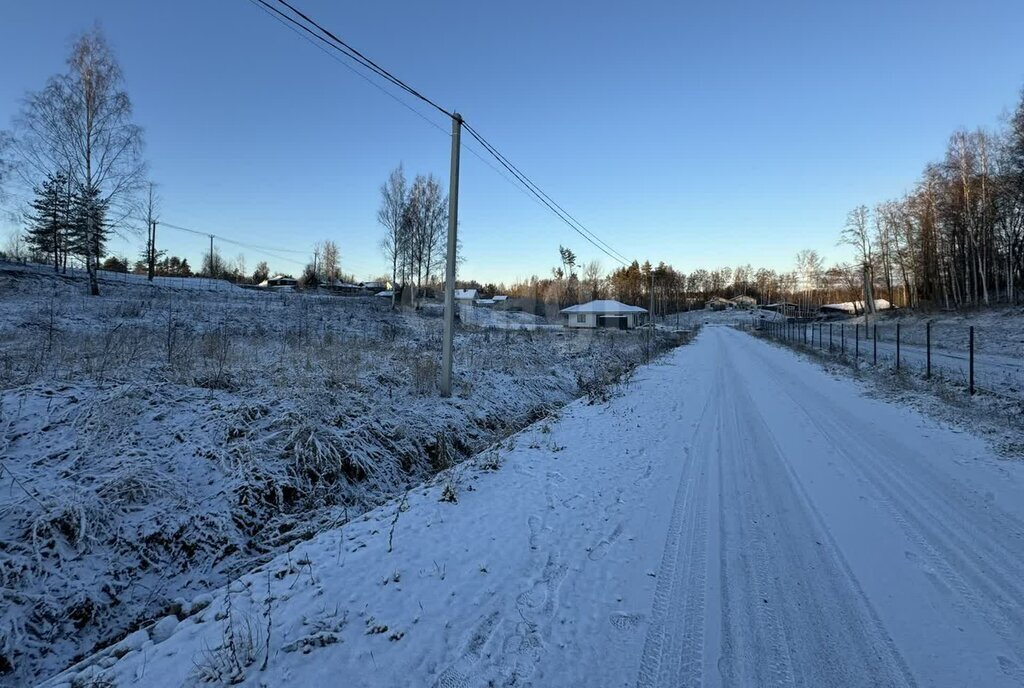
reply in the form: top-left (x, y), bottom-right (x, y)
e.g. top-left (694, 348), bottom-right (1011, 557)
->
top-left (0, 267), bottom-right (681, 685)
top-left (0, 259), bottom-right (240, 291)
top-left (42, 327), bottom-right (1024, 688)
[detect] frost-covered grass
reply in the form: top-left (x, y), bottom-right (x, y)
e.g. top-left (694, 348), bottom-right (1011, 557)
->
top-left (0, 267), bottom-right (684, 685)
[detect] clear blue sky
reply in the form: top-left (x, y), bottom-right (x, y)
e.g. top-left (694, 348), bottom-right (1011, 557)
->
top-left (2, 0), bottom-right (1023, 283)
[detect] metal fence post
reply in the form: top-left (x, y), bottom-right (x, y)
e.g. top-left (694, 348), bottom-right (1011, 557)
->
top-left (926, 321), bottom-right (931, 379)
top-left (896, 323), bottom-right (901, 371)
top-left (969, 326), bottom-right (975, 396)
top-left (873, 324), bottom-right (878, 365)
top-left (855, 323), bottom-right (860, 361)
top-left (841, 323), bottom-right (845, 354)
top-left (829, 323), bottom-right (833, 353)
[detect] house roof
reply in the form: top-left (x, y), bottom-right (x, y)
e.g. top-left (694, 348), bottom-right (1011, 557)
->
top-left (820, 299), bottom-right (892, 313)
top-left (559, 299), bottom-right (648, 314)
top-left (454, 289), bottom-right (478, 299)
top-left (492, 295), bottom-right (508, 301)
top-left (475, 298), bottom-right (497, 305)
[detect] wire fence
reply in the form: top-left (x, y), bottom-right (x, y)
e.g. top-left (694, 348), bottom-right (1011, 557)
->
top-left (757, 317), bottom-right (1024, 401)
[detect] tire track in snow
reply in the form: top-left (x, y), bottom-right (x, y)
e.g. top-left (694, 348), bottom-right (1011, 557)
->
top-left (715, 338), bottom-right (916, 687)
top-left (635, 368), bottom-right (718, 688)
top-left (735, 331), bottom-right (1024, 681)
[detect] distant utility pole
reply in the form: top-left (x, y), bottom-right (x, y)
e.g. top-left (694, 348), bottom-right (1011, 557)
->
top-left (440, 112), bottom-right (463, 398)
top-left (147, 220), bottom-right (157, 281)
top-left (209, 235), bottom-right (215, 280)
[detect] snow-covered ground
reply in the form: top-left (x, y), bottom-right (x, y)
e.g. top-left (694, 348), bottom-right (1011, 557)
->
top-left (0, 267), bottom-right (681, 685)
top-left (42, 327), bottom-right (1024, 688)
top-left (1, 259), bottom-right (241, 291)
top-left (456, 304), bottom-right (558, 330)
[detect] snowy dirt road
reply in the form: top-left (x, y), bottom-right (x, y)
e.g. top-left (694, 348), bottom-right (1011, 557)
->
top-left (52, 327), bottom-right (1024, 687)
top-left (635, 328), bottom-right (1024, 687)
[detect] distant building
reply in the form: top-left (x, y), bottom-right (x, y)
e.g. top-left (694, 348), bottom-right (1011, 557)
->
top-left (454, 288), bottom-right (478, 304)
top-left (475, 298), bottom-right (497, 307)
top-left (560, 300), bottom-right (648, 330)
top-left (258, 275), bottom-right (297, 289)
top-left (819, 299), bottom-right (892, 316)
top-left (762, 301), bottom-right (800, 315)
top-left (730, 295), bottom-right (757, 309)
top-left (359, 280), bottom-right (390, 291)
top-left (705, 296), bottom-right (735, 311)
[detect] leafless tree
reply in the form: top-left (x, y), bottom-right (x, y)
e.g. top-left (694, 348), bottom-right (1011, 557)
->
top-left (321, 240), bottom-right (339, 284)
top-left (141, 182), bottom-right (160, 280)
top-left (13, 28), bottom-right (146, 295)
top-left (377, 165), bottom-right (408, 308)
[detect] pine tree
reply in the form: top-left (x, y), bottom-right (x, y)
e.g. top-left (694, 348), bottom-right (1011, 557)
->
top-left (69, 183), bottom-right (109, 278)
top-left (24, 172), bottom-right (69, 272)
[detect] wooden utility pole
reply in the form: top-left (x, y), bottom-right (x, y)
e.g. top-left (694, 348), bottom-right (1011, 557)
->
top-left (209, 235), bottom-right (215, 280)
top-left (147, 221), bottom-right (157, 281)
top-left (440, 113), bottom-right (463, 398)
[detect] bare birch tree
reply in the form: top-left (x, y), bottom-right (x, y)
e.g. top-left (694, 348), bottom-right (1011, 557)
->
top-left (377, 165), bottom-right (407, 308)
top-left (13, 28), bottom-right (146, 295)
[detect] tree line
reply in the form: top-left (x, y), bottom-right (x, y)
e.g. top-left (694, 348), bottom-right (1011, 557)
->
top-left (841, 88), bottom-right (1024, 309)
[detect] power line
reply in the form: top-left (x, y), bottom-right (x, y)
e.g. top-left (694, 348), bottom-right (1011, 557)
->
top-left (269, 0), bottom-right (453, 119)
top-left (158, 221), bottom-right (308, 268)
top-left (247, 0), bottom-right (449, 136)
top-left (247, 0), bottom-right (633, 267)
top-left (462, 122), bottom-right (632, 267)
top-left (159, 220), bottom-right (378, 276)
top-left (246, 0), bottom-right (538, 208)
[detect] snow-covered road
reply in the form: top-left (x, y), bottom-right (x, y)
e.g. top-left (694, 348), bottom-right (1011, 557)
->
top-left (51, 327), bottom-right (1024, 687)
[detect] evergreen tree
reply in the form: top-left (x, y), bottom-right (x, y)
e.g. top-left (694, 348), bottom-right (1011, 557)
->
top-left (24, 172), bottom-right (70, 272)
top-left (69, 182), bottom-right (109, 273)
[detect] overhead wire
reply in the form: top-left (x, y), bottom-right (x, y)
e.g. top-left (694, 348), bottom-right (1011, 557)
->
top-left (245, 0), bottom-right (543, 212)
top-left (249, 0), bottom-right (633, 267)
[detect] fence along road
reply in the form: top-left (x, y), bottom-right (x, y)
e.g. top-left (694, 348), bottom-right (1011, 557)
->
top-left (763, 317), bottom-right (1024, 400)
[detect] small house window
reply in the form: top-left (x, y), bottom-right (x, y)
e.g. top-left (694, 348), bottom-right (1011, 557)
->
top-left (576, 314), bottom-right (586, 323)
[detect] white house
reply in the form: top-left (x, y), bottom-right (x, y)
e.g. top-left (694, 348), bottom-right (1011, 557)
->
top-left (560, 300), bottom-right (648, 330)
top-left (454, 288), bottom-right (478, 304)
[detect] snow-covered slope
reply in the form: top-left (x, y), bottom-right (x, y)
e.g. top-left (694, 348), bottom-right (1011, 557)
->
top-left (44, 327), bottom-right (1024, 687)
top-left (0, 268), bottom-right (682, 685)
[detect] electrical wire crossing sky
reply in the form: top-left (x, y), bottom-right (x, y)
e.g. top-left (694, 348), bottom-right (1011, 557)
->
top-left (2, 0), bottom-right (1024, 281)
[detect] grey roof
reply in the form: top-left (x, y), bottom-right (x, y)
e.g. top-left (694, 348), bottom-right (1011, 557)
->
top-left (560, 299), bottom-right (648, 314)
